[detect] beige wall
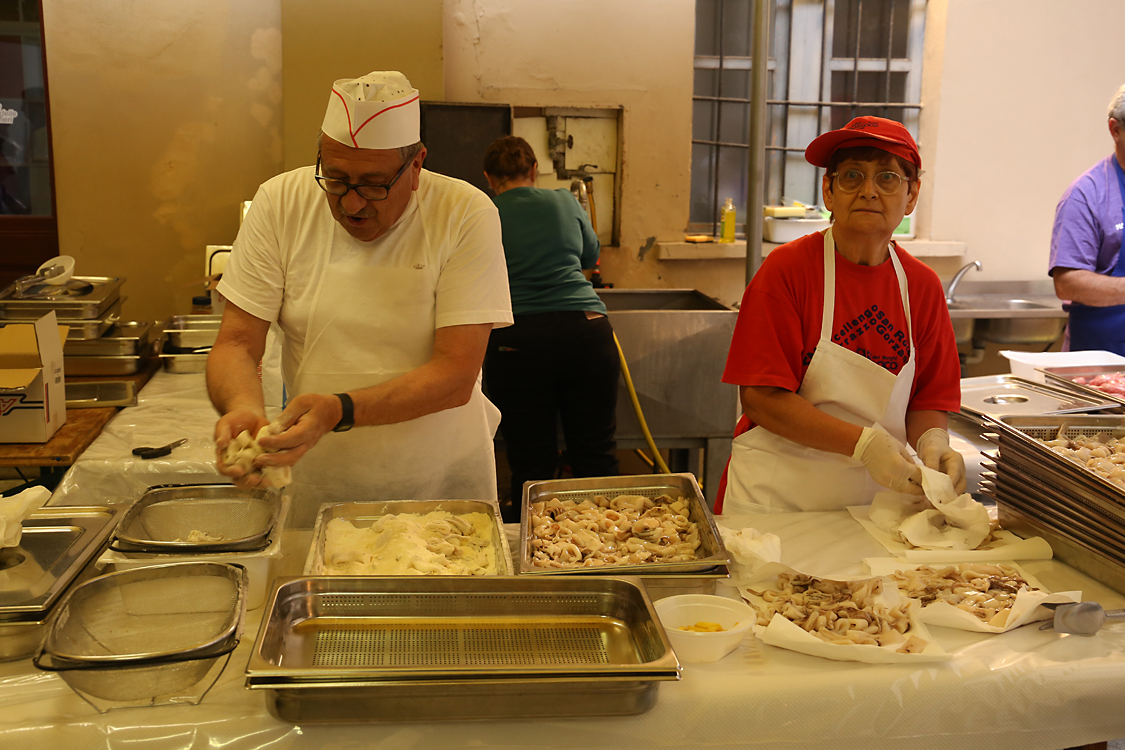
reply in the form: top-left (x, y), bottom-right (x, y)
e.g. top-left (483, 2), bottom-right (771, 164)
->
top-left (926, 0), bottom-right (1125, 283)
top-left (43, 0), bottom-right (283, 322)
top-left (42, 0), bottom-right (1125, 322)
top-left (281, 0), bottom-right (443, 171)
top-left (442, 0), bottom-right (731, 299)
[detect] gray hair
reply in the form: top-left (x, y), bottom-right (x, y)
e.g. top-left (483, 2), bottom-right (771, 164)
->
top-left (317, 131), bottom-right (424, 164)
top-left (1108, 84), bottom-right (1125, 122)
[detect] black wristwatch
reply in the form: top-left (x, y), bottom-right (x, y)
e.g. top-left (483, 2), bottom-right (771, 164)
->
top-left (332, 393), bottom-right (355, 432)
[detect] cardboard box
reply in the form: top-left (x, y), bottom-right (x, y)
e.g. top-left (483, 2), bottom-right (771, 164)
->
top-left (0, 311), bottom-right (68, 443)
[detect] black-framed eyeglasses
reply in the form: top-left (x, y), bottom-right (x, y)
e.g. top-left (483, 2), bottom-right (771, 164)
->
top-left (829, 168), bottom-right (911, 196)
top-left (314, 153), bottom-right (411, 201)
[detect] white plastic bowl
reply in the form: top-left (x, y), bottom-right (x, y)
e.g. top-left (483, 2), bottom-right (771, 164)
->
top-left (654, 594), bottom-right (756, 663)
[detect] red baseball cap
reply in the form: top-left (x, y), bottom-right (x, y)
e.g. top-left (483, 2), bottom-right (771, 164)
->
top-left (804, 116), bottom-right (921, 169)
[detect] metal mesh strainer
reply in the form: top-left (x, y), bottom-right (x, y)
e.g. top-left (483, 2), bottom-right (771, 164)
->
top-left (36, 562), bottom-right (247, 666)
top-left (112, 484), bottom-right (279, 553)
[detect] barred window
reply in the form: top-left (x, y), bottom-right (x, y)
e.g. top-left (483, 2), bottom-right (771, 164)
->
top-left (692, 0), bottom-right (926, 237)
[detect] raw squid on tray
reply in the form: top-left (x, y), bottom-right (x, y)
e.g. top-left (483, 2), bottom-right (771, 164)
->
top-left (748, 573), bottom-right (927, 653)
top-left (1041, 426), bottom-right (1125, 488)
top-left (529, 493), bottom-right (702, 568)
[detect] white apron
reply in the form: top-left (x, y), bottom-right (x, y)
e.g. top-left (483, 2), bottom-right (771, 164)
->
top-left (285, 218), bottom-right (502, 527)
top-left (724, 228), bottom-right (917, 513)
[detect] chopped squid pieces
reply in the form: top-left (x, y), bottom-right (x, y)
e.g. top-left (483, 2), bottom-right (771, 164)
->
top-left (751, 574), bottom-right (923, 653)
top-left (890, 563), bottom-right (1036, 627)
top-left (1041, 427), bottom-right (1125, 488)
top-left (528, 493), bottom-right (701, 569)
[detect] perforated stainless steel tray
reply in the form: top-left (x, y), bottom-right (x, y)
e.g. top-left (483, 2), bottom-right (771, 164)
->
top-left (958, 374), bottom-right (1119, 422)
top-left (304, 500), bottom-right (513, 576)
top-left (520, 473), bottom-right (729, 575)
top-left (112, 484), bottom-right (279, 553)
top-left (245, 575), bottom-right (680, 722)
top-left (1040, 365), bottom-right (1125, 407)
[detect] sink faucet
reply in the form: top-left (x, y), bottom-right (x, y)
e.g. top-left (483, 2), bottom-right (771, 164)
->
top-left (946, 261), bottom-right (982, 304)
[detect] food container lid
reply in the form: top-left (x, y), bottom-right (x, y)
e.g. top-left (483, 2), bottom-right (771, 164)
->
top-left (0, 506), bottom-right (122, 619)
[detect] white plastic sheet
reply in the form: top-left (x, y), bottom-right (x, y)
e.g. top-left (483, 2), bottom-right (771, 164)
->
top-left (10, 375), bottom-right (1125, 749)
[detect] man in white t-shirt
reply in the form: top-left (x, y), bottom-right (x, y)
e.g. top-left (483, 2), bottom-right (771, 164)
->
top-left (208, 71), bottom-right (513, 522)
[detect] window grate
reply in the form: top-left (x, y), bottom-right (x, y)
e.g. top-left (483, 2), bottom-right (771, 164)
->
top-left (691, 0), bottom-right (926, 235)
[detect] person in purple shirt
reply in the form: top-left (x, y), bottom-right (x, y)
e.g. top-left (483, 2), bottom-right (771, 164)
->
top-left (1050, 83), bottom-right (1125, 354)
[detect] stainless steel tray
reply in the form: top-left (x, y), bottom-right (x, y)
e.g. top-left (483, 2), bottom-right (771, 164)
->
top-left (63, 321), bottom-right (154, 356)
top-left (112, 484), bottom-right (279, 553)
top-left (520, 473), bottom-right (730, 576)
top-left (980, 465), bottom-right (1125, 556)
top-left (0, 506), bottom-right (122, 619)
top-left (0, 276), bottom-right (124, 320)
top-left (64, 352), bottom-right (148, 376)
top-left (958, 374), bottom-right (1119, 422)
top-left (245, 575), bottom-right (680, 722)
top-left (65, 380), bottom-right (138, 408)
top-left (160, 340), bottom-right (208, 373)
top-left (996, 503), bottom-right (1125, 595)
top-left (164, 315), bottom-right (222, 349)
top-left (1040, 364), bottom-right (1125, 407)
top-left (304, 500), bottom-right (513, 576)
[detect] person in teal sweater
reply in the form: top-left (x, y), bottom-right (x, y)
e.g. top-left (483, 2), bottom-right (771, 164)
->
top-left (483, 136), bottom-right (620, 522)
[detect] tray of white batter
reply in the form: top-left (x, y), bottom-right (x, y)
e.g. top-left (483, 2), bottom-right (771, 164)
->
top-left (303, 500), bottom-right (513, 576)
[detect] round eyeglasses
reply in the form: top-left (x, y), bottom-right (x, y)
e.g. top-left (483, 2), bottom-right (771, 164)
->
top-left (829, 168), bottom-right (910, 195)
top-left (313, 153), bottom-right (411, 201)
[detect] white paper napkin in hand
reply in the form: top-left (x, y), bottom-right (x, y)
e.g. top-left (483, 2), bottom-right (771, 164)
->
top-left (717, 524), bottom-right (782, 588)
top-left (0, 486), bottom-right (50, 548)
top-left (867, 466), bottom-right (991, 550)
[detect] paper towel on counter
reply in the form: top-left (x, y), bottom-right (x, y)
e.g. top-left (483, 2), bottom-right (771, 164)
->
top-left (864, 558), bottom-right (1080, 633)
top-left (716, 523), bottom-right (782, 588)
top-left (869, 466), bottom-right (991, 550)
top-left (0, 486), bottom-right (51, 548)
top-left (849, 504), bottom-right (1054, 562)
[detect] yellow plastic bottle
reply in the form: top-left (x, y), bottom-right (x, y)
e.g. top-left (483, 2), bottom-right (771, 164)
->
top-left (719, 198), bottom-right (736, 243)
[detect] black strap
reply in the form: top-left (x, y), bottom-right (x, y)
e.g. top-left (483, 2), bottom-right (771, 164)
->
top-left (332, 392), bottom-right (355, 432)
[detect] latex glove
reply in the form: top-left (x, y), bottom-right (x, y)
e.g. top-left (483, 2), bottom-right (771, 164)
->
top-left (852, 426), bottom-right (925, 495)
top-left (916, 427), bottom-right (967, 495)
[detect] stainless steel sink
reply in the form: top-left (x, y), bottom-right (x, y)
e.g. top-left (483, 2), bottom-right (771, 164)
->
top-left (946, 302), bottom-right (975, 345)
top-left (974, 316), bottom-right (1065, 345)
top-left (945, 295), bottom-right (1065, 346)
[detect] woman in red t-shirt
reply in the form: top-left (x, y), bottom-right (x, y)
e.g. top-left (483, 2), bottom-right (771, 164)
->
top-left (717, 116), bottom-right (963, 515)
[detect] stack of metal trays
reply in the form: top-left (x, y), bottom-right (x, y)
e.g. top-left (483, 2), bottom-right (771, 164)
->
top-left (245, 575), bottom-right (681, 722)
top-left (62, 320), bottom-right (156, 376)
top-left (0, 277), bottom-right (126, 339)
top-left (303, 500), bottom-right (513, 576)
top-left (0, 506), bottom-right (122, 661)
top-left (519, 474), bottom-right (731, 597)
top-left (111, 484), bottom-right (280, 554)
top-left (160, 315), bottom-right (221, 373)
top-left (958, 374), bottom-right (1120, 424)
top-left (978, 414), bottom-right (1125, 593)
top-left (1040, 364), bottom-right (1125, 407)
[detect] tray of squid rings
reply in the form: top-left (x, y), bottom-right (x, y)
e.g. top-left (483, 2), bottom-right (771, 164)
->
top-left (519, 474), bottom-right (730, 579)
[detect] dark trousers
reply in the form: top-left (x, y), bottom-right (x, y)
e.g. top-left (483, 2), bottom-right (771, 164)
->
top-left (484, 311), bottom-right (620, 518)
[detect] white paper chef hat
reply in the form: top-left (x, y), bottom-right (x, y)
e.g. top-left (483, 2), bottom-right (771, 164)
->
top-left (321, 71), bottom-right (420, 150)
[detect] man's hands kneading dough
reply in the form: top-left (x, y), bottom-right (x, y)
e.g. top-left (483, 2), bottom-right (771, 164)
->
top-left (852, 426), bottom-right (924, 495)
top-left (223, 422), bottom-right (292, 489)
